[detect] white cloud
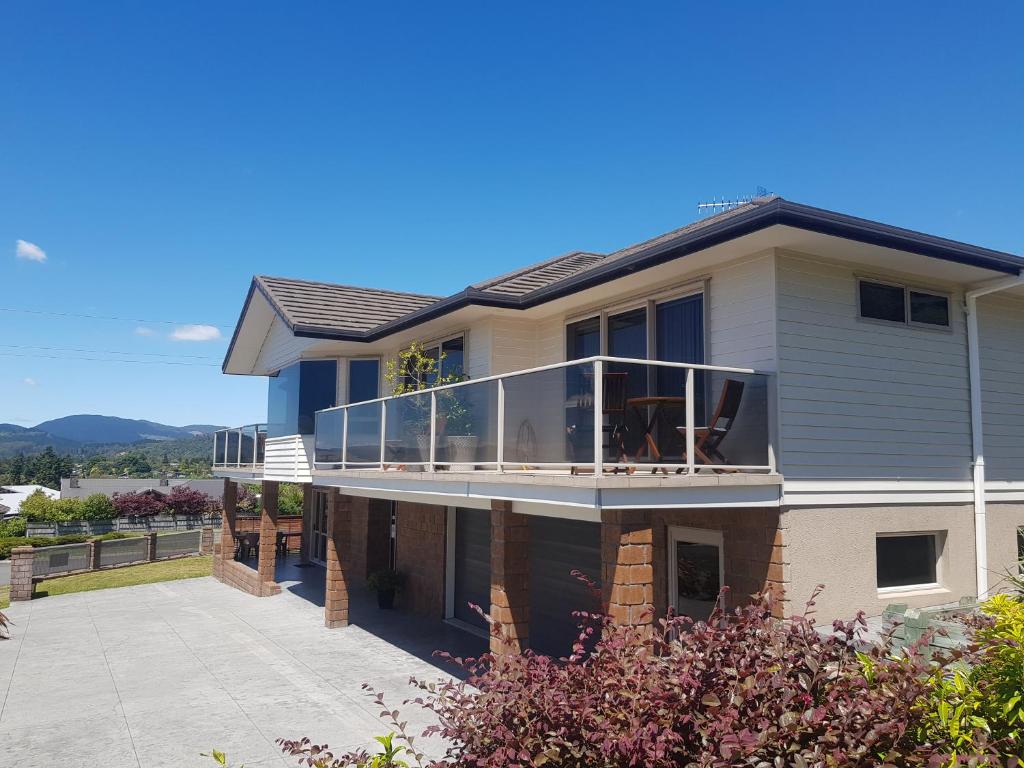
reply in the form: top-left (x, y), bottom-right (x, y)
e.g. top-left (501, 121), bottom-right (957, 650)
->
top-left (23, 377), bottom-right (38, 387)
top-left (134, 326), bottom-right (155, 336)
top-left (15, 239), bottom-right (47, 263)
top-left (169, 324), bottom-right (222, 342)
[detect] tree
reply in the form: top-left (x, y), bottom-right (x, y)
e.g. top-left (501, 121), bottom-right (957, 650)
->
top-left (112, 490), bottom-right (167, 517)
top-left (165, 485), bottom-right (214, 516)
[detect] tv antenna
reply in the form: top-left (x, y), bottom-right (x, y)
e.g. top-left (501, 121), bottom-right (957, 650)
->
top-left (696, 186), bottom-right (771, 216)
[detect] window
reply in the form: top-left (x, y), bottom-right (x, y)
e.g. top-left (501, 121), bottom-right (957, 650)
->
top-left (668, 527), bottom-right (724, 621)
top-left (876, 533), bottom-right (940, 590)
top-left (348, 359), bottom-right (379, 404)
top-left (858, 279), bottom-right (950, 328)
top-left (266, 359), bottom-right (338, 438)
top-left (402, 335), bottom-right (466, 387)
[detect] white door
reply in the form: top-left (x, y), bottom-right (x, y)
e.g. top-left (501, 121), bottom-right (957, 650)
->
top-left (667, 526), bottom-right (724, 621)
top-left (311, 490), bottom-right (329, 566)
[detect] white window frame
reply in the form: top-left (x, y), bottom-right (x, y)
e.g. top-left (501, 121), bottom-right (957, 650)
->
top-left (856, 277), bottom-right (952, 331)
top-left (667, 526), bottom-right (725, 613)
top-left (875, 530), bottom-right (944, 594)
top-left (400, 332), bottom-right (468, 384)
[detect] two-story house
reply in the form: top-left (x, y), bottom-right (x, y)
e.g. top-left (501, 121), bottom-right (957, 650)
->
top-left (211, 196), bottom-right (1024, 654)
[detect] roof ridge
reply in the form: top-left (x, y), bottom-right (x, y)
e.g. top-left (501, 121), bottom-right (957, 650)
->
top-left (256, 274), bottom-right (443, 301)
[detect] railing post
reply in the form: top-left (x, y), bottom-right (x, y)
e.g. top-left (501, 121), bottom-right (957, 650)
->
top-left (379, 401), bottom-right (387, 469)
top-left (236, 428), bottom-right (242, 467)
top-left (252, 424), bottom-right (258, 465)
top-left (685, 367), bottom-right (695, 474)
top-left (593, 359), bottom-right (604, 475)
top-left (212, 431), bottom-right (218, 467)
top-left (429, 391), bottom-right (437, 471)
top-left (496, 378), bottom-right (505, 471)
top-left (341, 409), bottom-right (349, 470)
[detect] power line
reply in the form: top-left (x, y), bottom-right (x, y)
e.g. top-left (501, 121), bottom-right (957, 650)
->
top-left (0, 343), bottom-right (221, 360)
top-left (0, 352), bottom-right (221, 367)
top-left (0, 306), bottom-right (233, 329)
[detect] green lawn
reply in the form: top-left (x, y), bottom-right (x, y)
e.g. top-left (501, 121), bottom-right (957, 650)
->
top-left (0, 585), bottom-right (9, 609)
top-left (33, 555), bottom-right (213, 599)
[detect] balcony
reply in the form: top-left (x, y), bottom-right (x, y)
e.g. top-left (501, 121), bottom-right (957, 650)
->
top-left (313, 357), bottom-right (775, 482)
top-left (212, 424), bottom-right (267, 477)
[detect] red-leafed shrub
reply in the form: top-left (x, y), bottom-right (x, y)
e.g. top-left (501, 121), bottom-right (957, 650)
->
top-left (165, 485), bottom-right (215, 517)
top-left (112, 489), bottom-right (167, 518)
top-left (277, 584), bottom-right (1013, 767)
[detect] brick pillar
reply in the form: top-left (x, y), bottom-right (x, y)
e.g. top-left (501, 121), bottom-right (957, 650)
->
top-left (300, 483), bottom-right (313, 565)
top-left (146, 532), bottom-right (157, 562)
top-left (9, 546), bottom-right (34, 602)
top-left (217, 479), bottom-right (238, 577)
top-left (89, 540), bottom-right (101, 570)
top-left (325, 490), bottom-right (352, 628)
top-left (601, 510), bottom-right (654, 631)
top-left (490, 501), bottom-right (530, 654)
top-left (257, 480), bottom-right (279, 588)
top-left (200, 526), bottom-right (214, 556)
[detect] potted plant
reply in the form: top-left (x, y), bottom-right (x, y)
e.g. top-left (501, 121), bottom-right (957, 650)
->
top-left (441, 390), bottom-right (478, 470)
top-left (383, 342), bottom-right (461, 465)
top-left (367, 569), bottom-right (405, 609)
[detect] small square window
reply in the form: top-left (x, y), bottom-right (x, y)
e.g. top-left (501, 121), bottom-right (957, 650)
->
top-left (876, 533), bottom-right (938, 590)
top-left (909, 291), bottom-right (950, 327)
top-left (859, 280), bottom-right (906, 323)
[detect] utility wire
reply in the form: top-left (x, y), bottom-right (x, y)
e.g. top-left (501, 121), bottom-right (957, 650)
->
top-left (0, 343), bottom-right (221, 360)
top-left (0, 306), bottom-right (233, 328)
top-left (0, 352), bottom-right (220, 367)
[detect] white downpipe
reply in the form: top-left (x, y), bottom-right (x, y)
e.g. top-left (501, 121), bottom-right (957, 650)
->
top-left (964, 272), bottom-right (1024, 599)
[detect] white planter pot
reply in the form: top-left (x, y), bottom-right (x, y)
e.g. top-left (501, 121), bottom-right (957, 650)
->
top-left (446, 435), bottom-right (479, 471)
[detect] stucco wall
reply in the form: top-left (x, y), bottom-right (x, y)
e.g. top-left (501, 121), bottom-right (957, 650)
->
top-left (986, 502), bottom-right (1024, 593)
top-left (782, 504), bottom-right (978, 623)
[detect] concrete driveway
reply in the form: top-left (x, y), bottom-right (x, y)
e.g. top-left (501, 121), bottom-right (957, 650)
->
top-left (0, 576), bottom-right (484, 768)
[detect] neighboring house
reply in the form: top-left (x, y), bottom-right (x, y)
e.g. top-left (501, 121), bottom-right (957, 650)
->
top-left (59, 477), bottom-right (225, 501)
top-left (0, 484), bottom-right (60, 518)
top-left (212, 196), bottom-right (1024, 652)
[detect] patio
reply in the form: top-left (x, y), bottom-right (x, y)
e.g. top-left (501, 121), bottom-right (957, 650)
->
top-left (0, 574), bottom-right (485, 768)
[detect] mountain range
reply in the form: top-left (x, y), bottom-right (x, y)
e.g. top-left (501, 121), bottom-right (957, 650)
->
top-left (0, 415), bottom-right (228, 457)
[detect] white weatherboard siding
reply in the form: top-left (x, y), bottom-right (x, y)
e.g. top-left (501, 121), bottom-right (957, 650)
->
top-left (978, 294), bottom-right (1024, 482)
top-left (253, 316), bottom-right (319, 374)
top-left (775, 252), bottom-right (972, 480)
top-left (707, 252), bottom-right (777, 371)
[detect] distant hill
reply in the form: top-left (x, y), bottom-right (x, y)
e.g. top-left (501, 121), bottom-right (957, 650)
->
top-left (180, 424), bottom-right (226, 435)
top-left (33, 415), bottom-right (225, 444)
top-left (0, 424), bottom-right (82, 456)
top-left (0, 424), bottom-right (29, 433)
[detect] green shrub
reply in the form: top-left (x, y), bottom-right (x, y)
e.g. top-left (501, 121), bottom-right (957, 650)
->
top-left (0, 535), bottom-right (91, 559)
top-left (19, 489), bottom-right (55, 522)
top-left (80, 493), bottom-right (117, 521)
top-left (0, 517), bottom-right (26, 537)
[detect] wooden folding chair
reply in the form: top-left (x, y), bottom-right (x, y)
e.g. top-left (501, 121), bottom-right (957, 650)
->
top-left (676, 378), bottom-right (745, 472)
top-left (569, 371), bottom-right (630, 474)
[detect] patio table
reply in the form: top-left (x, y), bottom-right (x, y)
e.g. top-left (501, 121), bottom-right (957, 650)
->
top-left (625, 396), bottom-right (687, 467)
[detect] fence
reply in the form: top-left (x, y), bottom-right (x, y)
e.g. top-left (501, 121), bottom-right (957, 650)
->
top-left (8, 527), bottom-right (214, 601)
top-left (26, 514), bottom-right (222, 538)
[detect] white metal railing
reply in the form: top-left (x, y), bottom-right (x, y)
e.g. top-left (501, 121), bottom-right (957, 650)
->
top-left (212, 423), bottom-right (267, 468)
top-left (313, 356), bottom-right (775, 475)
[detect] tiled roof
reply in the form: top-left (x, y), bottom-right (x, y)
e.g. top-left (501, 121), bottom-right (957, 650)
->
top-left (255, 276), bottom-right (441, 334)
top-left (474, 251), bottom-right (606, 297)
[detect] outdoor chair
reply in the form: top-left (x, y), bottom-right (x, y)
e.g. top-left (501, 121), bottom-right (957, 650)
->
top-left (569, 371), bottom-right (630, 474)
top-left (243, 532), bottom-right (260, 560)
top-left (676, 378), bottom-right (745, 473)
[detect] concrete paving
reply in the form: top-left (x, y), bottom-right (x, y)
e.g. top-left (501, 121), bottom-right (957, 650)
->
top-left (0, 574), bottom-right (486, 768)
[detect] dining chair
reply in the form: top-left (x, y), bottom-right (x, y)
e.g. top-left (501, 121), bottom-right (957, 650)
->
top-left (676, 378), bottom-right (745, 472)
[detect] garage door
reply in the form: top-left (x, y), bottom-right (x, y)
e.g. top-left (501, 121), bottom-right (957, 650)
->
top-left (529, 516), bottom-right (601, 656)
top-left (453, 508), bottom-right (491, 631)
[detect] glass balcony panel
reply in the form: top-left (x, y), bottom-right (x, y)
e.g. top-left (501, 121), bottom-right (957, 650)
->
top-left (699, 370), bottom-right (770, 468)
top-left (315, 409), bottom-right (344, 465)
top-left (435, 379), bottom-right (498, 469)
top-left (346, 401), bottom-right (382, 464)
top-left (225, 430), bottom-right (240, 467)
top-left (214, 432), bottom-right (227, 465)
top-left (239, 430), bottom-right (255, 465)
top-left (384, 392), bottom-right (432, 466)
top-left (255, 427), bottom-right (266, 464)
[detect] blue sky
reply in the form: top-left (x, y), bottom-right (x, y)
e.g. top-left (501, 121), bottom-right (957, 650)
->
top-left (1, 2), bottom-right (1022, 428)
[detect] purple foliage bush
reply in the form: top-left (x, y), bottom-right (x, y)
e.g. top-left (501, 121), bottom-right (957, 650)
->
top-left (111, 489), bottom-right (167, 518)
top-left (165, 485), bottom-right (216, 517)
top-left (279, 585), bottom-right (1013, 767)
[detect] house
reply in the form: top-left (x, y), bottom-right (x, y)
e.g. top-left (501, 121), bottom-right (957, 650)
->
top-left (0, 484), bottom-right (60, 518)
top-left (212, 196), bottom-right (1024, 652)
top-left (59, 477), bottom-right (225, 501)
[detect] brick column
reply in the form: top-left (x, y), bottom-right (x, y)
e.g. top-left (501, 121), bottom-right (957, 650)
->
top-left (146, 532), bottom-right (157, 562)
top-left (300, 483), bottom-right (313, 564)
top-left (257, 480), bottom-right (279, 587)
top-left (325, 490), bottom-right (352, 628)
top-left (9, 546), bottom-right (34, 602)
top-left (490, 501), bottom-right (530, 654)
top-left (217, 479), bottom-right (238, 578)
top-left (601, 510), bottom-right (654, 631)
top-left (200, 526), bottom-right (214, 556)
top-left (89, 539), bottom-right (101, 570)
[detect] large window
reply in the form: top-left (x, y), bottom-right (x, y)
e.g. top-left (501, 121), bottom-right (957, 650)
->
top-left (266, 359), bottom-right (337, 438)
top-left (402, 335), bottom-right (466, 388)
top-left (876, 533), bottom-right (940, 590)
top-left (858, 279), bottom-right (950, 328)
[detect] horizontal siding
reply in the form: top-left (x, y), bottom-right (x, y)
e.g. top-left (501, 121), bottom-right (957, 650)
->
top-left (979, 295), bottom-right (1024, 481)
top-left (489, 318), bottom-right (539, 375)
top-left (708, 253), bottom-right (776, 371)
top-left (263, 435), bottom-right (313, 482)
top-left (776, 252), bottom-right (972, 480)
top-left (254, 317), bottom-right (318, 373)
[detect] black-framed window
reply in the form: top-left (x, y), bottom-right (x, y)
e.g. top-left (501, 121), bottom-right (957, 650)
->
top-left (858, 279), bottom-right (950, 328)
top-left (876, 533), bottom-right (939, 589)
